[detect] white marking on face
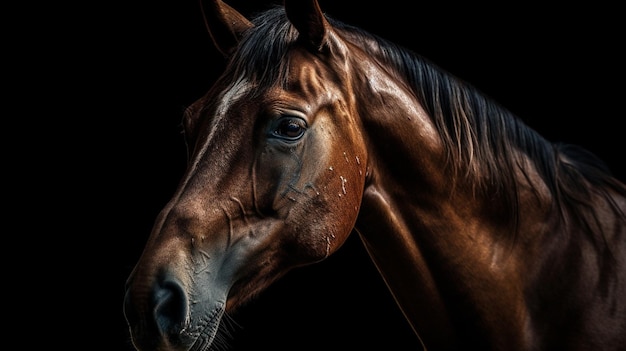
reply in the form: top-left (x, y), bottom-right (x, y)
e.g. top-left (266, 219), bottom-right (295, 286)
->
top-left (215, 76), bottom-right (251, 118)
top-left (187, 75), bottom-right (252, 180)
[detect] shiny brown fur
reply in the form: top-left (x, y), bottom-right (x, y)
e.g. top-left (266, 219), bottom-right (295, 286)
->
top-left (124, 1), bottom-right (626, 350)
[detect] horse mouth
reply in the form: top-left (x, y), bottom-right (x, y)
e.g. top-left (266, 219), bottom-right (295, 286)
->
top-left (185, 303), bottom-right (225, 351)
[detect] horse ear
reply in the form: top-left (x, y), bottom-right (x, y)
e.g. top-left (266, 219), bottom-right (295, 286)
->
top-left (200, 0), bottom-right (253, 57)
top-left (284, 0), bottom-right (329, 51)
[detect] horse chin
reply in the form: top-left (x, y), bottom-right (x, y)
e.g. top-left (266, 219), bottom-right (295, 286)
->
top-left (183, 302), bottom-right (225, 351)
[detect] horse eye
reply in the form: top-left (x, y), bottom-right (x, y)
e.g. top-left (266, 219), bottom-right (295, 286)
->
top-left (272, 117), bottom-right (307, 140)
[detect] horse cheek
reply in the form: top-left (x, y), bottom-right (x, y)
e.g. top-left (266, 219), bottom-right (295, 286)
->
top-left (311, 153), bottom-right (364, 260)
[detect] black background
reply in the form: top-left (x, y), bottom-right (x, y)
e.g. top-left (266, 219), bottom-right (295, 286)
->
top-left (34, 0), bottom-right (623, 349)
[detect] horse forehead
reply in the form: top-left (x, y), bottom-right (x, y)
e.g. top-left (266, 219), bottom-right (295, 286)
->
top-left (287, 52), bottom-right (343, 98)
top-left (197, 52), bottom-right (344, 122)
top-left (214, 75), bottom-right (254, 116)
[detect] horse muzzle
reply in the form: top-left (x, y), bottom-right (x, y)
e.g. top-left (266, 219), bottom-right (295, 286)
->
top-left (124, 268), bottom-right (226, 351)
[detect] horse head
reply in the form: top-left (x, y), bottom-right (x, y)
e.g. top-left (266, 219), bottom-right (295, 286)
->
top-left (124, 1), bottom-right (369, 349)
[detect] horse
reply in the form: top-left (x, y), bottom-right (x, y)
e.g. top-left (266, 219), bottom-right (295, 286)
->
top-left (123, 0), bottom-right (626, 350)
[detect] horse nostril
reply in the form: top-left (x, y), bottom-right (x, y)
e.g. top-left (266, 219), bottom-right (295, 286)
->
top-left (153, 279), bottom-right (189, 338)
top-left (123, 277), bottom-right (190, 350)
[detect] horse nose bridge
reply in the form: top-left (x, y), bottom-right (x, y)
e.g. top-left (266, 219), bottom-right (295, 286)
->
top-left (161, 195), bottom-right (232, 243)
top-left (132, 195), bottom-right (237, 283)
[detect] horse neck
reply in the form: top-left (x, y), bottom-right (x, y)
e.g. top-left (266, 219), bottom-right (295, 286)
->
top-left (351, 61), bottom-right (540, 349)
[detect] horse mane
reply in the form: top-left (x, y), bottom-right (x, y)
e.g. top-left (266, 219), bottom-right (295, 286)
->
top-left (225, 7), bottom-right (626, 241)
top-left (220, 6), bottom-right (296, 94)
